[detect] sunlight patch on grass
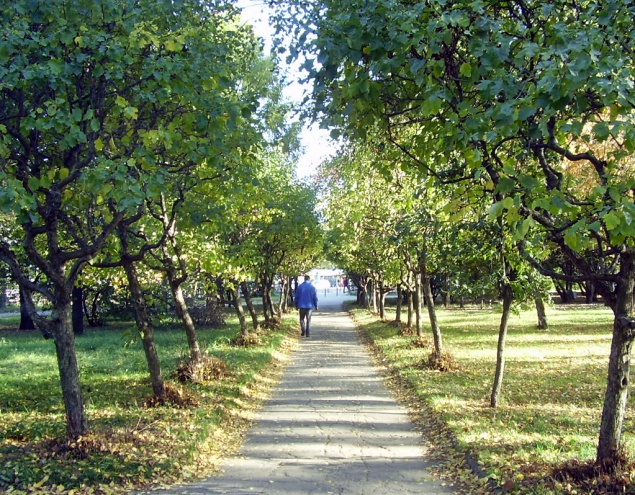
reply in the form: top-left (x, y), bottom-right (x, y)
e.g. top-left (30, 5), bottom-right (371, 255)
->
top-left (351, 303), bottom-right (633, 494)
top-left (0, 313), bottom-right (298, 494)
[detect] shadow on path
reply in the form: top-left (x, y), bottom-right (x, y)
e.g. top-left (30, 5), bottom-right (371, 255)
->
top-left (137, 293), bottom-right (456, 494)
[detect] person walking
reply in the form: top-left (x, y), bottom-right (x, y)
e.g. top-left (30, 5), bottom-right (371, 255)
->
top-left (295, 275), bottom-right (318, 337)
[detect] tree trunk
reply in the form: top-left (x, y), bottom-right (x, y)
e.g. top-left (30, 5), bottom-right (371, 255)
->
top-left (53, 301), bottom-right (89, 439)
top-left (371, 280), bottom-right (378, 314)
top-left (584, 281), bottom-right (597, 304)
top-left (554, 279), bottom-right (576, 303)
top-left (263, 286), bottom-right (271, 325)
top-left (283, 277), bottom-right (291, 312)
top-left (490, 283), bottom-right (514, 407)
top-left (443, 273), bottom-right (450, 308)
top-left (0, 281), bottom-right (6, 309)
top-left (378, 279), bottom-right (386, 320)
top-left (171, 282), bottom-right (201, 362)
top-left (395, 284), bottom-right (402, 323)
top-left (123, 260), bottom-right (165, 399)
top-left (72, 286), bottom-right (84, 335)
top-left (206, 278), bottom-right (219, 308)
top-left (407, 290), bottom-right (413, 329)
top-left (261, 275), bottom-right (275, 327)
top-left (19, 288), bottom-right (35, 330)
top-left (422, 269), bottom-right (442, 355)
top-left (277, 276), bottom-right (287, 315)
top-left (535, 295), bottom-right (548, 330)
top-left (596, 252), bottom-right (635, 464)
top-left (231, 283), bottom-right (249, 337)
top-left (414, 272), bottom-right (422, 337)
top-left (268, 279), bottom-right (276, 317)
top-left (241, 281), bottom-right (259, 330)
top-left (290, 277), bottom-right (297, 306)
top-left (159, 210), bottom-right (201, 362)
top-left (359, 279), bottom-right (369, 308)
top-left (84, 288), bottom-right (104, 327)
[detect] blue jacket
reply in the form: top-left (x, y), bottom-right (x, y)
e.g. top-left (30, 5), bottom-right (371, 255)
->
top-left (295, 280), bottom-right (318, 309)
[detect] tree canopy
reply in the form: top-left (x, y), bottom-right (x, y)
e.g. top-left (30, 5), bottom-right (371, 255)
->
top-left (274, 0), bottom-right (635, 465)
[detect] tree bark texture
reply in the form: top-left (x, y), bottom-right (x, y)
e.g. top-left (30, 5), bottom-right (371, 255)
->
top-left (261, 277), bottom-right (272, 327)
top-left (358, 279), bottom-right (369, 308)
top-left (160, 217), bottom-right (201, 362)
top-left (0, 282), bottom-right (6, 309)
top-left (172, 282), bottom-right (201, 362)
top-left (535, 295), bottom-right (548, 330)
top-left (231, 283), bottom-right (249, 337)
top-left (241, 281), bottom-right (259, 330)
top-left (53, 302), bottom-right (89, 439)
top-left (19, 288), bottom-right (36, 330)
top-left (490, 283), bottom-right (514, 407)
top-left (584, 281), bottom-right (598, 304)
top-left (84, 288), bottom-right (105, 327)
top-left (72, 286), bottom-right (84, 335)
top-left (123, 260), bottom-right (165, 399)
top-left (395, 284), bottom-right (402, 323)
top-left (596, 252), bottom-right (635, 463)
top-left (277, 277), bottom-right (287, 315)
top-left (378, 279), bottom-right (386, 320)
top-left (371, 280), bottom-right (378, 314)
top-left (422, 269), bottom-right (442, 355)
top-left (414, 272), bottom-right (422, 337)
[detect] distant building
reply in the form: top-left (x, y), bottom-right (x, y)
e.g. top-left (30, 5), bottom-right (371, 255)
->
top-left (307, 268), bottom-right (345, 289)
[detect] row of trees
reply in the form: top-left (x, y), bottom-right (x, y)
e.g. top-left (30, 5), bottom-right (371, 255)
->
top-left (275, 0), bottom-right (635, 466)
top-left (0, 0), bottom-right (322, 441)
top-left (317, 139), bottom-right (550, 400)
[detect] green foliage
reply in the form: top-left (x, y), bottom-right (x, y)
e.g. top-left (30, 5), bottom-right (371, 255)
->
top-left (0, 0), bottom-right (302, 440)
top-left (0, 313), bottom-right (297, 494)
top-left (0, 0), bottom-right (263, 254)
top-left (277, 0), bottom-right (635, 278)
top-left (278, 0), bottom-right (635, 462)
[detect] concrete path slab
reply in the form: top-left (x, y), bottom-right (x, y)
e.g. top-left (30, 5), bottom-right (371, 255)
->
top-left (140, 294), bottom-right (456, 495)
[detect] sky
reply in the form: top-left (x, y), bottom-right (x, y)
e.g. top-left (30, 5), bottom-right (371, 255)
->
top-left (237, 0), bottom-right (335, 179)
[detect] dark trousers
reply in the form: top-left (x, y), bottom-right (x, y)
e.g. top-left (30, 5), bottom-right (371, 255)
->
top-left (299, 308), bottom-right (313, 336)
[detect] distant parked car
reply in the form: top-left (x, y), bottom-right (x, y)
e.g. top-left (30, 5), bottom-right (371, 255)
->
top-left (312, 280), bottom-right (332, 290)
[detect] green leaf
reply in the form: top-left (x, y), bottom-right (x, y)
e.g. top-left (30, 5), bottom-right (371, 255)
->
top-left (602, 211), bottom-right (621, 231)
top-left (564, 230), bottom-right (579, 250)
top-left (27, 176), bottom-right (40, 191)
top-left (497, 177), bottom-right (515, 195)
top-left (488, 202), bottom-right (503, 219)
top-left (459, 62), bottom-right (472, 78)
top-left (501, 197), bottom-right (514, 209)
top-left (593, 121), bottom-right (610, 140)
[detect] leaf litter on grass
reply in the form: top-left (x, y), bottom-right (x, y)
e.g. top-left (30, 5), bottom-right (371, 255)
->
top-left (0, 317), bottom-right (299, 494)
top-left (349, 303), bottom-right (634, 495)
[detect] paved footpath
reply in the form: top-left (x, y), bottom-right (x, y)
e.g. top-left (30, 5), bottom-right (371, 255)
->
top-left (141, 294), bottom-right (456, 495)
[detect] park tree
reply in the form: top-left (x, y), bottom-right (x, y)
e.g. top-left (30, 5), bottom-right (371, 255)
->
top-left (319, 146), bottom-right (401, 315)
top-left (0, 0), bottom-right (265, 438)
top-left (250, 157), bottom-right (322, 326)
top-left (274, 0), bottom-right (635, 464)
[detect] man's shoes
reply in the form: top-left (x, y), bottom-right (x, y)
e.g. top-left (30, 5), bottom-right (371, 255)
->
top-left (301, 333), bottom-right (305, 337)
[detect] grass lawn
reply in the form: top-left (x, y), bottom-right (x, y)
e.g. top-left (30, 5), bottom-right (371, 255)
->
top-left (0, 312), bottom-right (297, 494)
top-left (350, 301), bottom-right (635, 494)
